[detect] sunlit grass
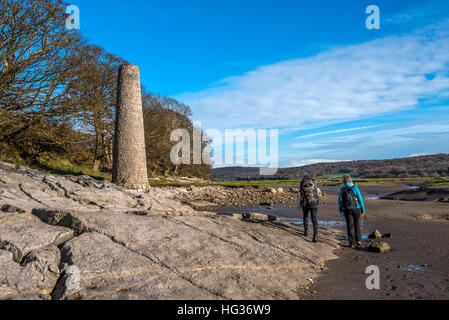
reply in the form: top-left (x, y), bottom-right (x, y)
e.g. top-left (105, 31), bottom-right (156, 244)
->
top-left (37, 157), bottom-right (111, 181)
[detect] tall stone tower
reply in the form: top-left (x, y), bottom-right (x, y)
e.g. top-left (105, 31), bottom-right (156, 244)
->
top-left (112, 64), bottom-right (149, 190)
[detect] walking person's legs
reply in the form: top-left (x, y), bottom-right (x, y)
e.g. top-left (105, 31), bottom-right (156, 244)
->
top-left (303, 207), bottom-right (310, 236)
top-left (344, 210), bottom-right (355, 246)
top-left (353, 209), bottom-right (362, 246)
top-left (310, 207), bottom-right (319, 242)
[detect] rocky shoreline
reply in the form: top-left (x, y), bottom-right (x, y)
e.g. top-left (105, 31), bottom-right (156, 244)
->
top-left (173, 185), bottom-right (315, 210)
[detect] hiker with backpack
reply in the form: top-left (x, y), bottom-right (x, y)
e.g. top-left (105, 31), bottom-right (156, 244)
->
top-left (338, 175), bottom-right (366, 249)
top-left (299, 176), bottom-right (322, 243)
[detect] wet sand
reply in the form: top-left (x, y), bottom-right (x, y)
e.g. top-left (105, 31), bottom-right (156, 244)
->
top-left (215, 188), bottom-right (449, 300)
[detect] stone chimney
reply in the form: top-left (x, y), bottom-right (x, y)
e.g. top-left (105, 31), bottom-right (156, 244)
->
top-left (112, 64), bottom-right (149, 190)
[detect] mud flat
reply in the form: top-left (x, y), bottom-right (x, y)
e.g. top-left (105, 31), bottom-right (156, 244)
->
top-left (175, 183), bottom-right (449, 299)
top-left (194, 186), bottom-right (449, 300)
top-left (217, 197), bottom-right (449, 300)
top-left (301, 217), bottom-right (449, 300)
top-left (380, 188), bottom-right (449, 203)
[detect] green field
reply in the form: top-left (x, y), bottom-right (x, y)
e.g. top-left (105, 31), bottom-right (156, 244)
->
top-left (7, 157), bottom-right (448, 189)
top-left (423, 179), bottom-right (449, 188)
top-left (149, 176), bottom-right (449, 188)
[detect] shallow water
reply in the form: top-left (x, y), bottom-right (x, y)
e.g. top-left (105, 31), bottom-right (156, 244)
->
top-left (276, 216), bottom-right (345, 227)
top-left (216, 206), bottom-right (347, 228)
top-left (401, 264), bottom-right (429, 272)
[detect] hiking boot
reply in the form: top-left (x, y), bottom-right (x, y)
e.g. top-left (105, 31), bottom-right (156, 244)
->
top-left (312, 238), bottom-right (318, 243)
top-left (356, 241), bottom-right (362, 248)
top-left (349, 243), bottom-right (355, 249)
top-left (303, 231), bottom-right (308, 237)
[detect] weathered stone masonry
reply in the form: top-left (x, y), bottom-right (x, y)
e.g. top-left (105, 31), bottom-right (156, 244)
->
top-left (112, 64), bottom-right (149, 190)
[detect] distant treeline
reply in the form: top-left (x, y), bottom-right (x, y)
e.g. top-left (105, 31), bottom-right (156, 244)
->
top-left (0, 0), bottom-right (211, 179)
top-left (212, 154), bottom-right (449, 181)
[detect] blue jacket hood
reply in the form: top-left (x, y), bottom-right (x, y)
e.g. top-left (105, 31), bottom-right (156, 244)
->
top-left (338, 182), bottom-right (366, 213)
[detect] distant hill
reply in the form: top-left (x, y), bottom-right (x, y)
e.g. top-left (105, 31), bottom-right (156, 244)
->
top-left (212, 154), bottom-right (449, 181)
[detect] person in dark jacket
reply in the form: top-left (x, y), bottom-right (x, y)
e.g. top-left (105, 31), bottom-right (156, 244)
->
top-left (300, 176), bottom-right (322, 243)
top-left (338, 175), bottom-right (366, 248)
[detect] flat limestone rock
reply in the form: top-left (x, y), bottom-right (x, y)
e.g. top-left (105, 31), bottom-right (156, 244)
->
top-left (0, 246), bottom-right (60, 300)
top-left (54, 232), bottom-right (216, 300)
top-left (0, 165), bottom-right (342, 300)
top-left (0, 165), bottom-right (201, 216)
top-left (0, 215), bottom-right (74, 262)
top-left (32, 208), bottom-right (339, 299)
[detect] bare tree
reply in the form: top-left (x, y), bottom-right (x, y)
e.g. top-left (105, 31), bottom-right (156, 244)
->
top-left (64, 44), bottom-right (126, 170)
top-left (0, 0), bottom-right (83, 144)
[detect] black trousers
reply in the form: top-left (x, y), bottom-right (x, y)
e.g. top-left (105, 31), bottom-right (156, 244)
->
top-left (344, 208), bottom-right (362, 244)
top-left (302, 207), bottom-right (318, 238)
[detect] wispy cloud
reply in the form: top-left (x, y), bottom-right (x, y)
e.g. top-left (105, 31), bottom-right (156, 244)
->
top-left (180, 19), bottom-right (449, 130)
top-left (285, 159), bottom-right (348, 168)
top-left (177, 4), bottom-right (449, 167)
top-left (294, 125), bottom-right (382, 139)
top-left (384, 1), bottom-right (449, 26)
top-left (290, 121), bottom-right (449, 155)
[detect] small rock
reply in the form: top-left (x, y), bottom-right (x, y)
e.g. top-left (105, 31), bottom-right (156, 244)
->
top-left (0, 160), bottom-right (16, 169)
top-left (368, 242), bottom-right (391, 253)
top-left (232, 214), bottom-right (243, 220)
top-left (266, 188), bottom-right (277, 194)
top-left (369, 229), bottom-right (382, 239)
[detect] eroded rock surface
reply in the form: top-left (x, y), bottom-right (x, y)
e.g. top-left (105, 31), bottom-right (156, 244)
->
top-left (0, 214), bottom-right (73, 262)
top-left (0, 246), bottom-right (60, 300)
top-left (0, 163), bottom-right (340, 300)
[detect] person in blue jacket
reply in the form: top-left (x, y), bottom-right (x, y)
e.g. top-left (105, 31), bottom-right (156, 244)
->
top-left (338, 175), bottom-right (366, 248)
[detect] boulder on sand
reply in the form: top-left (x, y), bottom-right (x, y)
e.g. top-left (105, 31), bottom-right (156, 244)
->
top-left (368, 229), bottom-right (382, 239)
top-left (368, 242), bottom-right (391, 253)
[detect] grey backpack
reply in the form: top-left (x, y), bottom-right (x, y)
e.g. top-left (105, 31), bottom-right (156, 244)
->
top-left (301, 180), bottom-right (319, 208)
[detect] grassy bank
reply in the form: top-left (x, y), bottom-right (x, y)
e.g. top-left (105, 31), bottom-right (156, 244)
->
top-left (36, 157), bottom-right (111, 181)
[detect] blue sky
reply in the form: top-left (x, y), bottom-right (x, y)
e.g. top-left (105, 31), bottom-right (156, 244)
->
top-left (71, 0), bottom-right (449, 168)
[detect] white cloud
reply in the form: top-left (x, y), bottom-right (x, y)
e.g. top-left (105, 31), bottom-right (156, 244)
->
top-left (294, 125), bottom-right (382, 139)
top-left (286, 159), bottom-right (347, 168)
top-left (384, 1), bottom-right (449, 26)
top-left (407, 153), bottom-right (429, 157)
top-left (290, 122), bottom-right (449, 153)
top-left (179, 19), bottom-right (449, 130)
